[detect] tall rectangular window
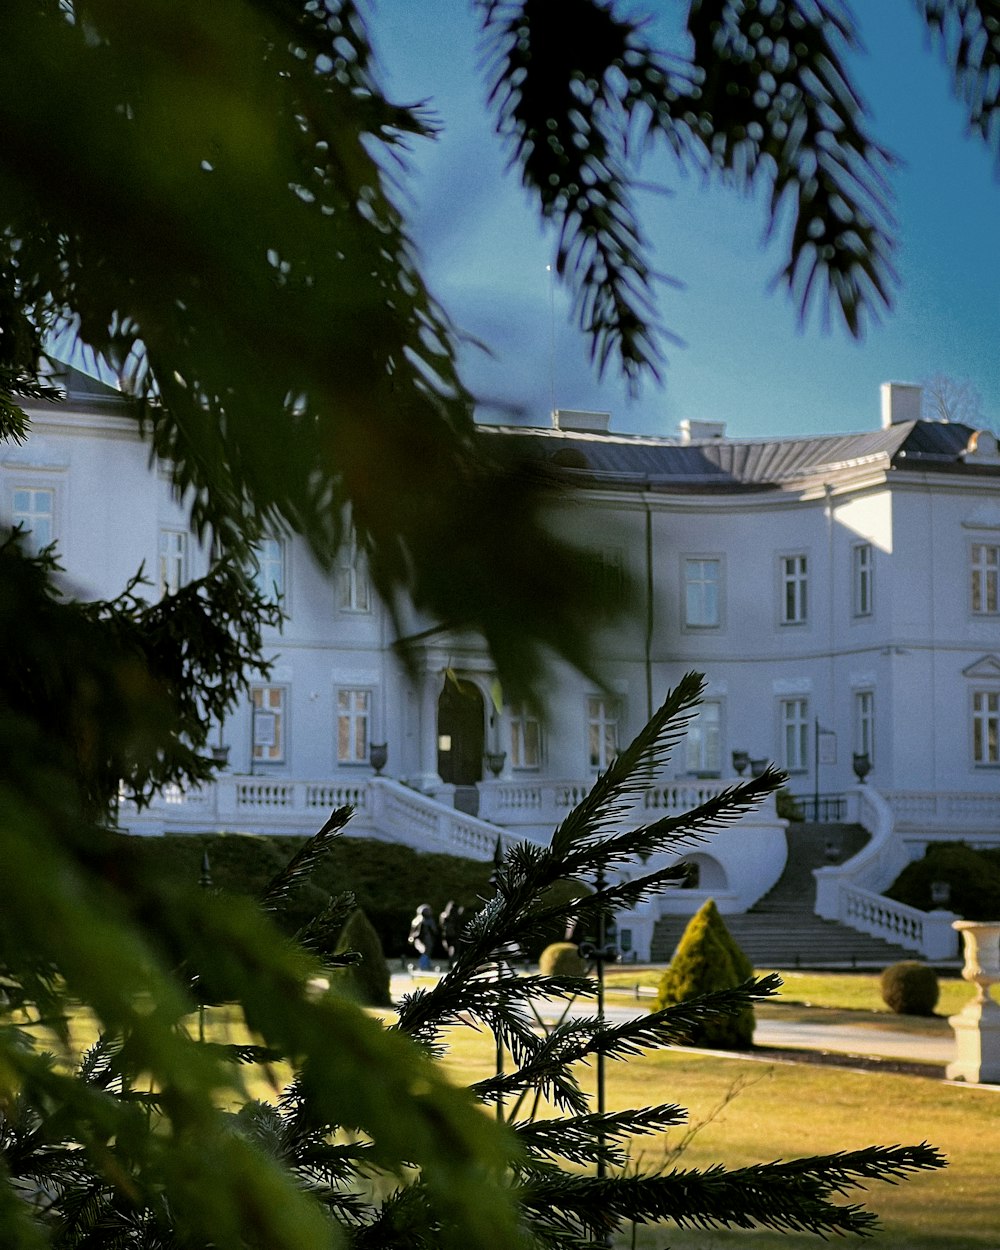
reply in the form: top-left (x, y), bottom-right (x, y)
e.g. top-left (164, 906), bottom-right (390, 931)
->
top-left (971, 544), bottom-right (999, 615)
top-left (781, 698), bottom-right (809, 771)
top-left (338, 530), bottom-right (371, 612)
top-left (252, 685), bottom-right (286, 764)
top-left (12, 487), bottom-right (54, 554)
top-left (337, 689), bottom-right (370, 764)
top-left (685, 701), bottom-right (721, 774)
top-left (684, 558), bottom-right (721, 627)
top-left (780, 555), bottom-right (808, 624)
top-left (509, 703), bottom-right (541, 769)
top-left (593, 548), bottom-right (628, 615)
top-left (251, 537), bottom-right (285, 603)
top-left (854, 690), bottom-right (875, 763)
top-left (973, 691), bottom-right (1000, 765)
top-left (159, 529), bottom-right (187, 597)
top-left (587, 696), bottom-right (620, 772)
top-left (853, 543), bottom-right (873, 617)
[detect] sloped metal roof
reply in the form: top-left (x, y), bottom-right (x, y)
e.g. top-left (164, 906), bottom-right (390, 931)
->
top-left (487, 419), bottom-right (989, 490)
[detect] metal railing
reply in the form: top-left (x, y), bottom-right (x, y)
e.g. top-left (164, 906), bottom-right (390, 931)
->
top-left (791, 792), bottom-right (847, 822)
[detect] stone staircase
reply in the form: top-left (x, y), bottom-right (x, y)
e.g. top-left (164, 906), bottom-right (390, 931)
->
top-left (650, 822), bottom-right (916, 969)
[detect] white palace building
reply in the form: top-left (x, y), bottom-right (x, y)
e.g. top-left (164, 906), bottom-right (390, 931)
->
top-left (5, 370), bottom-right (1000, 960)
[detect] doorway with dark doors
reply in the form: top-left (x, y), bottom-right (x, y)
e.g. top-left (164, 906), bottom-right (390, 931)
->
top-left (437, 677), bottom-right (484, 815)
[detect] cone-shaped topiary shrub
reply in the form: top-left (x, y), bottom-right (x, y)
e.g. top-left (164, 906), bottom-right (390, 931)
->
top-left (880, 961), bottom-right (939, 1016)
top-left (654, 898), bottom-right (755, 1049)
top-left (539, 940), bottom-right (587, 977)
top-left (332, 907), bottom-right (392, 1007)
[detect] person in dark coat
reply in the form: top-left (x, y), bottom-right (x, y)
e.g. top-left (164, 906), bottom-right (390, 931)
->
top-left (408, 903), bottom-right (437, 971)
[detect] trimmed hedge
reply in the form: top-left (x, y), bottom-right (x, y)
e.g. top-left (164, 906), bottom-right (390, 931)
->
top-left (654, 899), bottom-right (755, 1050)
top-left (880, 961), bottom-right (940, 1017)
top-left (885, 842), bottom-right (1000, 921)
top-left (111, 831), bottom-right (494, 957)
top-left (539, 942), bottom-right (586, 978)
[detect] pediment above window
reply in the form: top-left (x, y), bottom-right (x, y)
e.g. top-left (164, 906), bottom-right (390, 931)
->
top-left (961, 502), bottom-right (1000, 530)
top-left (963, 654), bottom-right (1000, 680)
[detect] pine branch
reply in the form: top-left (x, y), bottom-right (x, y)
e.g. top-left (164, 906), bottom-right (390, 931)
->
top-left (513, 1104), bottom-right (687, 1167)
top-left (518, 1143), bottom-right (946, 1239)
top-left (549, 673), bottom-right (705, 859)
top-left (260, 808), bottom-right (353, 909)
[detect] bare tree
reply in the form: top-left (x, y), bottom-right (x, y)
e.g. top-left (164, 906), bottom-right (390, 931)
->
top-left (922, 373), bottom-right (986, 425)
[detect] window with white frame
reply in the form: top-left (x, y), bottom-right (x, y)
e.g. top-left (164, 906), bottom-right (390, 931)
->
top-left (158, 529), bottom-right (187, 597)
top-left (684, 557), bottom-right (721, 628)
top-left (250, 537), bottom-right (285, 603)
top-left (587, 696), bottom-right (620, 771)
top-left (338, 530), bottom-right (371, 612)
top-left (854, 690), bottom-right (875, 763)
top-left (972, 690), bottom-right (1000, 765)
top-left (780, 698), bottom-right (809, 771)
top-left (780, 554), bottom-right (808, 624)
top-left (12, 487), bottom-right (55, 554)
top-left (852, 543), bottom-right (873, 617)
top-left (509, 703), bottom-right (541, 769)
top-left (251, 685), bottom-right (286, 764)
top-left (971, 543), bottom-right (999, 615)
top-left (685, 701), bottom-right (721, 774)
top-left (337, 688), bottom-right (370, 764)
top-left (593, 547), bottom-right (628, 615)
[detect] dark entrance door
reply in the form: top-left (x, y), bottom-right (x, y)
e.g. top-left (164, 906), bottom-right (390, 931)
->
top-left (437, 678), bottom-right (484, 786)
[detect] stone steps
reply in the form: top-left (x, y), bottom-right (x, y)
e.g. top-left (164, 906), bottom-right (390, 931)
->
top-left (650, 821), bottom-right (916, 969)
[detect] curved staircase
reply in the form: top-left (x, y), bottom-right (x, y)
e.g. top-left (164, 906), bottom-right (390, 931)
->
top-left (649, 822), bottom-right (916, 969)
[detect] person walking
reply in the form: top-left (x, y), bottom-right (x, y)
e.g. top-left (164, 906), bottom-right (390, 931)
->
top-left (408, 903), bottom-right (437, 971)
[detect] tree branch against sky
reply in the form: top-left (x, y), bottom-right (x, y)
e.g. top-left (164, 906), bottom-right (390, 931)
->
top-left (2, 1), bottom-right (999, 693)
top-left (0, 3), bottom-right (995, 1245)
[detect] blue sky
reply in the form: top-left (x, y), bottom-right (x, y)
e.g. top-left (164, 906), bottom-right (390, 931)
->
top-left (376, 0), bottom-right (1000, 439)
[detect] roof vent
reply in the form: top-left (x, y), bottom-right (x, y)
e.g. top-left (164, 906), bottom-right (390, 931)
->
top-left (880, 382), bottom-right (922, 428)
top-left (679, 419), bottom-right (726, 444)
top-left (553, 408), bottom-right (611, 433)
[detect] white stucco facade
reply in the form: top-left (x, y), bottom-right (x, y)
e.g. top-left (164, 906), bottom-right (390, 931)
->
top-left (5, 372), bottom-right (1000, 957)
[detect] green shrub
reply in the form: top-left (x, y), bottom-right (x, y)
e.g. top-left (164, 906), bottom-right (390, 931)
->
top-left (654, 899), bottom-right (755, 1049)
top-left (885, 842), bottom-right (1000, 921)
top-left (332, 908), bottom-right (392, 1007)
top-left (775, 789), bottom-right (804, 821)
top-left (880, 961), bottom-right (940, 1016)
top-left (539, 942), bottom-right (586, 978)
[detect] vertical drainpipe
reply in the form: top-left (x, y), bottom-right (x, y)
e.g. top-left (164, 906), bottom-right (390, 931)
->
top-left (824, 482), bottom-right (836, 790)
top-left (642, 484), bottom-right (654, 722)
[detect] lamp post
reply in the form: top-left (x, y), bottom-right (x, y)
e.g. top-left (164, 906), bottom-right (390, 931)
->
top-left (198, 851), bottom-right (212, 1044)
top-left (578, 864), bottom-right (619, 1181)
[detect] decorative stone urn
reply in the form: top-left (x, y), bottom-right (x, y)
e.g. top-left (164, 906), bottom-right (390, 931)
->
top-left (947, 921), bottom-right (1000, 1084)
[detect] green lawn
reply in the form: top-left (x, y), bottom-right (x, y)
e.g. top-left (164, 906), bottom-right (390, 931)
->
top-left (439, 1025), bottom-right (999, 1250)
top-left (605, 966), bottom-right (979, 1018)
top-left (21, 981), bottom-right (1000, 1249)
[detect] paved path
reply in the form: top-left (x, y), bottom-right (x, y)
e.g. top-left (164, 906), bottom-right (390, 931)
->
top-left (392, 973), bottom-right (954, 1067)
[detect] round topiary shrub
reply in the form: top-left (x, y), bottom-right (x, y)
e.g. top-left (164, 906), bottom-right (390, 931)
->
top-left (331, 907), bottom-right (392, 1007)
top-left (880, 961), bottom-right (939, 1016)
top-left (539, 941), bottom-right (586, 978)
top-left (654, 899), bottom-right (755, 1049)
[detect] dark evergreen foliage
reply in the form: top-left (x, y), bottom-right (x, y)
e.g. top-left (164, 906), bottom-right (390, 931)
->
top-left (886, 841), bottom-right (1000, 921)
top-left (3, 2), bottom-right (988, 1243)
top-left (1, 677), bottom-right (947, 1246)
top-left (654, 898), bottom-right (756, 1049)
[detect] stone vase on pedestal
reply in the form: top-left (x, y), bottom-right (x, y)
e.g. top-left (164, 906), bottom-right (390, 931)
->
top-left (946, 921), bottom-right (1000, 1085)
